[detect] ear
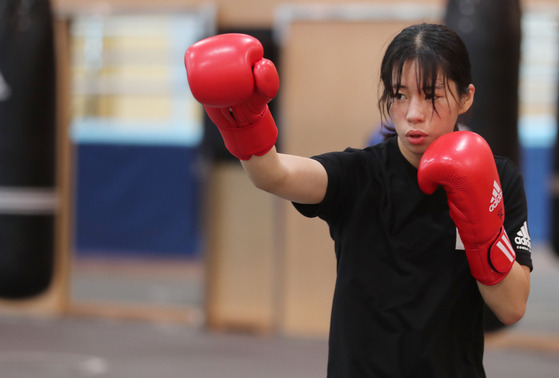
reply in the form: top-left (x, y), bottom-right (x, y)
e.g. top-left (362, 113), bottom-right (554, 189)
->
top-left (459, 84), bottom-right (475, 114)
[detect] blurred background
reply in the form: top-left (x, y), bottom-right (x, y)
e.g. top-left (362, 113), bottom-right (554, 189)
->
top-left (0, 0), bottom-right (558, 376)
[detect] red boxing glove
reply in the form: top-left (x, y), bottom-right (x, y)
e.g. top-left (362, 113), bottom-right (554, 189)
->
top-left (418, 131), bottom-right (516, 285)
top-left (184, 33), bottom-right (279, 160)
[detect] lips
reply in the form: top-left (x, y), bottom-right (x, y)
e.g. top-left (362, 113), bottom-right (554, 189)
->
top-left (406, 130), bottom-right (427, 145)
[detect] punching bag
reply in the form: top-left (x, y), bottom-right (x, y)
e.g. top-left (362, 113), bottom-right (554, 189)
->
top-left (445, 0), bottom-right (521, 166)
top-left (445, 0), bottom-right (522, 333)
top-left (0, 0), bottom-right (57, 298)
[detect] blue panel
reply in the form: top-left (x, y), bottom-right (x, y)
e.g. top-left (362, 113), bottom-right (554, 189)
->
top-left (75, 144), bottom-right (201, 257)
top-left (520, 145), bottom-right (553, 243)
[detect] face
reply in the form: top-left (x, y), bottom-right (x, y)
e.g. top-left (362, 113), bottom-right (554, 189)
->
top-left (388, 60), bottom-right (474, 168)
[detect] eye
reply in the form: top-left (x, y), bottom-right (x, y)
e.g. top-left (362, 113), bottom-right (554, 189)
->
top-left (394, 92), bottom-right (406, 100)
top-left (425, 92), bottom-right (444, 101)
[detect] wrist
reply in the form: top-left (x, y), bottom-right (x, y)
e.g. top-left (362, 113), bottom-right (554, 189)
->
top-left (464, 226), bottom-right (516, 285)
top-left (216, 107), bottom-right (278, 160)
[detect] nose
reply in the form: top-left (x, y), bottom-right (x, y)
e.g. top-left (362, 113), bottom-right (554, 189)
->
top-left (406, 97), bottom-right (426, 124)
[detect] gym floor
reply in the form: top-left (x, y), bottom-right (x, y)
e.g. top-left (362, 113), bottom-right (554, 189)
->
top-left (0, 245), bottom-right (558, 378)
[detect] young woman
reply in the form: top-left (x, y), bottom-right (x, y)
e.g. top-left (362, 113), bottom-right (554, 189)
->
top-left (185, 23), bottom-right (532, 377)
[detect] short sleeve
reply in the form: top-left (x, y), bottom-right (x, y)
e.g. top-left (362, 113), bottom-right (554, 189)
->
top-left (497, 157), bottom-right (533, 271)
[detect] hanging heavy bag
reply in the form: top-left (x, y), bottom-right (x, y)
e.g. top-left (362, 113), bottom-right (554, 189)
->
top-left (445, 0), bottom-right (522, 333)
top-left (0, 0), bottom-right (57, 298)
top-left (445, 0), bottom-right (521, 166)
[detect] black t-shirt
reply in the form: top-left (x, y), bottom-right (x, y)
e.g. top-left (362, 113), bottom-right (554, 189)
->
top-left (293, 136), bottom-right (532, 378)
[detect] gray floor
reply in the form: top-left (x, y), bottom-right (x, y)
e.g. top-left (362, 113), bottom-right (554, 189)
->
top-left (1, 315), bottom-right (558, 378)
top-left (0, 244), bottom-right (558, 377)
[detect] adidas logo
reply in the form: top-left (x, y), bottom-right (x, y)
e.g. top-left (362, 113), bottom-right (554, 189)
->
top-left (489, 180), bottom-right (502, 213)
top-left (514, 221), bottom-right (531, 250)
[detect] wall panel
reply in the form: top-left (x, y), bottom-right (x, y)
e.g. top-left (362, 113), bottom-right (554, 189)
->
top-left (279, 14), bottom-right (439, 337)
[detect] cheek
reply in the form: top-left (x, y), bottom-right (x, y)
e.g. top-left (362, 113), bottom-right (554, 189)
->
top-left (388, 103), bottom-right (403, 120)
top-left (443, 99), bottom-right (463, 118)
top-left (434, 103), bottom-right (458, 124)
top-left (388, 108), bottom-right (404, 130)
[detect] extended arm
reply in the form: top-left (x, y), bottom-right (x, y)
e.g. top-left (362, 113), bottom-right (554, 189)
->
top-left (185, 33), bottom-right (327, 204)
top-left (241, 148), bottom-right (327, 204)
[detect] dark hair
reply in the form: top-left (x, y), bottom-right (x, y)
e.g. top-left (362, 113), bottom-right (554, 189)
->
top-left (378, 23), bottom-right (472, 138)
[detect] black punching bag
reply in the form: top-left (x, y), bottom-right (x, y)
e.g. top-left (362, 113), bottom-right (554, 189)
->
top-left (446, 0), bottom-right (522, 333)
top-left (0, 0), bottom-right (57, 298)
top-left (445, 0), bottom-right (521, 166)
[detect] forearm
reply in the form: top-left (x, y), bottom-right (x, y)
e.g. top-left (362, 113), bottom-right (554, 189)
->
top-left (185, 34), bottom-right (327, 204)
top-left (241, 147), bottom-right (327, 204)
top-left (478, 262), bottom-right (530, 325)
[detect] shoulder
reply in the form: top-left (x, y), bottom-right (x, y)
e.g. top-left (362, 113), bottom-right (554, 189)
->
top-left (318, 138), bottom-right (393, 161)
top-left (311, 139), bottom-right (393, 175)
top-left (494, 156), bottom-right (525, 194)
top-left (495, 155), bottom-right (520, 175)
top-left (294, 138), bottom-right (397, 219)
